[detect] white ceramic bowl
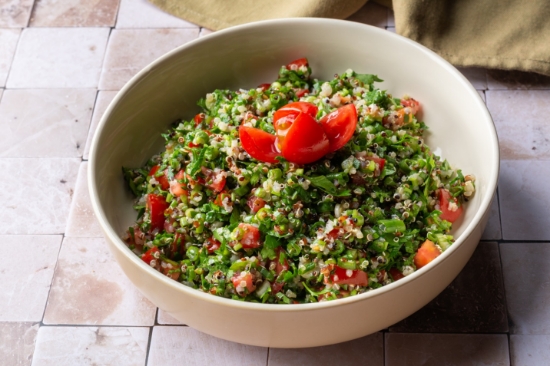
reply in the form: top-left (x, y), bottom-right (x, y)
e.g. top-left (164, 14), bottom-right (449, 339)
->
top-left (89, 18), bottom-right (499, 348)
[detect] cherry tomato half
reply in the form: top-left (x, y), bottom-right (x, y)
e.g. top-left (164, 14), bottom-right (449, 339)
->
top-left (239, 126), bottom-right (280, 164)
top-left (437, 188), bottom-right (463, 223)
top-left (414, 240), bottom-right (441, 269)
top-left (319, 104), bottom-right (358, 152)
top-left (146, 194), bottom-right (169, 232)
top-left (281, 112), bottom-right (330, 165)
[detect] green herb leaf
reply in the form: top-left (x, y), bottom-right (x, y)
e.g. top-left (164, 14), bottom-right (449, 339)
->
top-left (355, 73), bottom-right (383, 85)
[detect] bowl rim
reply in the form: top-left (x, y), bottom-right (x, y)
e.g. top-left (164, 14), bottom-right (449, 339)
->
top-left (88, 17), bottom-right (500, 313)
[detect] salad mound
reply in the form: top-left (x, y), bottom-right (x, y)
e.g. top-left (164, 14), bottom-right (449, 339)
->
top-left (122, 58), bottom-right (475, 304)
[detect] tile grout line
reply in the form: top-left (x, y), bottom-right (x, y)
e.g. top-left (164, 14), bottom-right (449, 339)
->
top-left (144, 326), bottom-right (154, 366)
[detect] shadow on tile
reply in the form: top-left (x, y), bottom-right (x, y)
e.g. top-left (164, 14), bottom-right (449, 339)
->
top-left (389, 242), bottom-right (508, 333)
top-left (488, 69), bottom-right (550, 90)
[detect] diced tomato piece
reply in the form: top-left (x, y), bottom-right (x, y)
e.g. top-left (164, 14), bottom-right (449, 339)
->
top-left (214, 191), bottom-right (231, 208)
top-left (239, 126), bottom-right (280, 164)
top-left (247, 195), bottom-right (266, 213)
top-left (365, 156), bottom-right (386, 171)
top-left (146, 194), bottom-right (169, 232)
top-left (168, 233), bottom-right (184, 257)
top-left (169, 170), bottom-right (188, 197)
top-left (274, 247), bottom-right (289, 275)
top-left (319, 104), bottom-right (357, 152)
top-left (437, 188), bottom-right (463, 223)
top-left (258, 83), bottom-right (271, 91)
top-left (271, 281), bottom-right (284, 295)
top-left (414, 239), bottom-right (441, 269)
top-left (285, 57), bottom-right (309, 70)
top-left (324, 264), bottom-right (368, 286)
top-left (281, 112), bottom-right (330, 165)
top-left (234, 223), bottom-right (262, 249)
top-left (205, 237), bottom-right (221, 254)
top-left (141, 246), bottom-right (160, 265)
top-left (148, 165), bottom-right (170, 191)
top-left (295, 88), bottom-right (309, 98)
top-left (389, 268), bottom-right (405, 281)
top-left (401, 98), bottom-right (421, 115)
top-left (201, 167), bottom-right (226, 192)
top-left (231, 271), bottom-right (256, 295)
top-left (194, 113), bottom-right (205, 126)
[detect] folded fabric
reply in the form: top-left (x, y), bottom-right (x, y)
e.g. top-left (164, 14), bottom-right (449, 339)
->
top-left (148, 0), bottom-right (550, 76)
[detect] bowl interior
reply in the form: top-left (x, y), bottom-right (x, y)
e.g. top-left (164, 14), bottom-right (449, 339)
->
top-left (90, 19), bottom-right (498, 305)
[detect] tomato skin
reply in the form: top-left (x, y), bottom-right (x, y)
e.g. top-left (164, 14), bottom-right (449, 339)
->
top-left (319, 104), bottom-right (358, 152)
top-left (414, 239), bottom-right (441, 269)
top-left (205, 237), bottom-right (221, 254)
top-left (281, 112), bottom-right (330, 165)
top-left (273, 102), bottom-right (318, 122)
top-left (147, 194), bottom-right (169, 232)
top-left (285, 57), bottom-right (309, 70)
top-left (389, 268), bottom-right (405, 281)
top-left (239, 126), bottom-right (280, 164)
top-left (141, 246), bottom-right (160, 265)
top-left (437, 188), bottom-right (463, 223)
top-left (324, 264), bottom-right (369, 286)
top-left (234, 223), bottom-right (262, 249)
top-left (231, 271), bottom-right (256, 295)
top-left (247, 195), bottom-right (266, 213)
top-left (194, 113), bottom-right (205, 126)
top-left (148, 165), bottom-right (170, 191)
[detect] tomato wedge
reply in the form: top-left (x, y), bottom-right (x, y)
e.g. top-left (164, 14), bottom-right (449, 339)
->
top-left (147, 194), bottom-right (169, 232)
top-left (273, 102), bottom-right (318, 149)
top-left (414, 239), bottom-right (441, 269)
top-left (148, 165), bottom-right (170, 191)
top-left (437, 188), bottom-right (463, 223)
top-left (319, 104), bottom-right (357, 152)
top-left (280, 112), bottom-right (330, 165)
top-left (239, 126), bottom-right (280, 164)
top-left (285, 57), bottom-right (308, 70)
top-left (324, 264), bottom-right (368, 286)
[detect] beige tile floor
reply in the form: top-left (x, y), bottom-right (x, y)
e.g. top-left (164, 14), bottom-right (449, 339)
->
top-left (1, 0), bottom-right (549, 364)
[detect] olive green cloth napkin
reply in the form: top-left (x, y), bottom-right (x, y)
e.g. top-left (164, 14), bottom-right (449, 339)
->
top-left (149, 0), bottom-right (550, 76)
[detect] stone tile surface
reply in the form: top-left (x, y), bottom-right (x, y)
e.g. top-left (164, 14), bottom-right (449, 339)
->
top-left (385, 333), bottom-right (510, 365)
top-left (32, 326), bottom-right (149, 366)
top-left (0, 236), bottom-right (62, 321)
top-left (0, 158), bottom-right (80, 234)
top-left (387, 8), bottom-right (395, 27)
top-left (117, 0), bottom-right (198, 28)
top-left (488, 69), bottom-right (550, 90)
top-left (0, 89), bottom-right (95, 157)
top-left (99, 28), bottom-right (199, 90)
top-left (487, 90), bottom-right (550, 160)
top-left (347, 1), bottom-right (387, 28)
top-left (199, 27), bottom-right (213, 37)
top-left (30, 0), bottom-right (120, 27)
top-left (43, 237), bottom-right (156, 325)
top-left (148, 326), bottom-right (267, 366)
top-left (7, 27), bottom-right (109, 88)
top-left (0, 322), bottom-right (39, 366)
top-left (481, 191), bottom-right (502, 240)
top-left (269, 333), bottom-right (383, 366)
top-left (83, 90), bottom-right (117, 160)
top-left (0, 28), bottom-right (20, 87)
top-left (390, 242), bottom-right (508, 333)
top-left (0, 0), bottom-right (34, 27)
top-left (65, 162), bottom-right (103, 237)
top-left (499, 160), bottom-right (550, 240)
top-left (501, 243), bottom-right (550, 335)
top-left (510, 335), bottom-right (550, 366)
top-left (157, 309), bottom-right (184, 325)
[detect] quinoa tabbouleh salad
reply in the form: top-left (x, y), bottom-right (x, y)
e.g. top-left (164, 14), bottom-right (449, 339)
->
top-left (122, 58), bottom-right (476, 304)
